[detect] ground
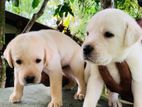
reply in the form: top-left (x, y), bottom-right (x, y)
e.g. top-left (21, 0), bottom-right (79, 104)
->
top-left (0, 84), bottom-right (133, 107)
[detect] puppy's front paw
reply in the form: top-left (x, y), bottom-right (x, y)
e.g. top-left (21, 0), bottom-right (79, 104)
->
top-left (9, 93), bottom-right (22, 103)
top-left (48, 100), bottom-right (62, 107)
top-left (108, 92), bottom-right (122, 107)
top-left (108, 99), bottom-right (122, 107)
top-left (74, 93), bottom-right (85, 100)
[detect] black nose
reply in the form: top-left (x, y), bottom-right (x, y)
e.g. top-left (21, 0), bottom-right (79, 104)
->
top-left (25, 76), bottom-right (35, 83)
top-left (83, 45), bottom-right (94, 56)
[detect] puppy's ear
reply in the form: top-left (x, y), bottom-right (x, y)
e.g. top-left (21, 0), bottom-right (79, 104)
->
top-left (124, 20), bottom-right (142, 47)
top-left (44, 48), bottom-right (51, 66)
top-left (3, 44), bottom-right (13, 68)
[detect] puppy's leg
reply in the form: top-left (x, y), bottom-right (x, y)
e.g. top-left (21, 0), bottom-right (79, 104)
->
top-left (9, 72), bottom-right (24, 103)
top-left (70, 58), bottom-right (86, 100)
top-left (83, 67), bottom-right (104, 107)
top-left (84, 62), bottom-right (90, 83)
top-left (132, 80), bottom-right (142, 107)
top-left (108, 91), bottom-right (122, 107)
top-left (47, 63), bottom-right (63, 107)
top-left (73, 69), bottom-right (86, 100)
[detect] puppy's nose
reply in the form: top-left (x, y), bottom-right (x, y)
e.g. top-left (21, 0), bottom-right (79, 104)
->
top-left (83, 45), bottom-right (94, 56)
top-left (25, 76), bottom-right (35, 84)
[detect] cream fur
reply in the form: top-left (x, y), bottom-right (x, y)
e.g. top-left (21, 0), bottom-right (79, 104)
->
top-left (82, 9), bottom-right (142, 107)
top-left (4, 30), bottom-right (86, 107)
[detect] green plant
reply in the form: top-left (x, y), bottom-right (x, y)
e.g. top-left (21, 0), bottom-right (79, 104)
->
top-left (6, 0), bottom-right (142, 39)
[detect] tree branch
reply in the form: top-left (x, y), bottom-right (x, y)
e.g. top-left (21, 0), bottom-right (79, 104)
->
top-left (0, 0), bottom-right (6, 88)
top-left (22, 0), bottom-right (49, 33)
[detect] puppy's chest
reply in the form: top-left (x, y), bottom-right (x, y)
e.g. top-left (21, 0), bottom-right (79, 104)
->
top-left (98, 61), bottom-right (133, 102)
top-left (100, 63), bottom-right (121, 83)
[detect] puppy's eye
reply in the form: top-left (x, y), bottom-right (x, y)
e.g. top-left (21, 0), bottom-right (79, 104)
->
top-left (86, 32), bottom-right (89, 36)
top-left (104, 31), bottom-right (114, 38)
top-left (16, 59), bottom-right (22, 65)
top-left (35, 58), bottom-right (41, 63)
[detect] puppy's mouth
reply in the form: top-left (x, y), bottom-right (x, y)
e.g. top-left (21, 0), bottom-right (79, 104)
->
top-left (20, 77), bottom-right (41, 86)
top-left (84, 55), bottom-right (111, 65)
top-left (84, 55), bottom-right (96, 63)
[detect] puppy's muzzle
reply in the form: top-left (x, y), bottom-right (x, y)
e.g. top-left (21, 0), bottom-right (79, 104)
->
top-left (24, 76), bottom-right (35, 84)
top-left (83, 44), bottom-right (94, 58)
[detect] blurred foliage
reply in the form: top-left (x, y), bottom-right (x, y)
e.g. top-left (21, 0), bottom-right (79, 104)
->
top-left (32, 0), bottom-right (40, 9)
top-left (54, 2), bottom-right (74, 18)
top-left (115, 0), bottom-right (142, 18)
top-left (6, 0), bottom-right (142, 40)
top-left (6, 0), bottom-right (19, 7)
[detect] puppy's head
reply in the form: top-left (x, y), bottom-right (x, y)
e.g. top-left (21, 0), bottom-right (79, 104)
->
top-left (83, 9), bottom-right (142, 65)
top-left (4, 32), bottom-right (50, 85)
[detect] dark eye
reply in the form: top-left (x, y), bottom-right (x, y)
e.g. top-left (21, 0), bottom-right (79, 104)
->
top-left (104, 31), bottom-right (114, 38)
top-left (35, 58), bottom-right (41, 63)
top-left (16, 59), bottom-right (22, 65)
top-left (86, 32), bottom-right (89, 36)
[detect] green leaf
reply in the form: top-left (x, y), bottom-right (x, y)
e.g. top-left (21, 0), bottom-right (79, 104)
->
top-left (95, 0), bottom-right (100, 4)
top-left (69, 0), bottom-right (74, 3)
top-left (60, 4), bottom-right (68, 13)
top-left (32, 0), bottom-right (40, 9)
top-left (59, 10), bottom-right (63, 18)
top-left (65, 11), bottom-right (68, 17)
top-left (54, 2), bottom-right (74, 18)
top-left (12, 0), bottom-right (19, 7)
top-left (54, 4), bottom-right (61, 16)
top-left (54, 8), bottom-right (59, 16)
top-left (68, 7), bottom-right (74, 16)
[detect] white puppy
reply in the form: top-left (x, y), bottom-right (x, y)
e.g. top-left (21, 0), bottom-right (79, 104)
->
top-left (4, 30), bottom-right (86, 107)
top-left (82, 9), bottom-right (142, 107)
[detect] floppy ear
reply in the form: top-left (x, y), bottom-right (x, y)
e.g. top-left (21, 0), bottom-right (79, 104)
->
top-left (3, 44), bottom-right (13, 68)
top-left (124, 20), bottom-right (142, 47)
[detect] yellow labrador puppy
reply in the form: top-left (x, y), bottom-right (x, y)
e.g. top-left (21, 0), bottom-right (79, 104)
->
top-left (82, 9), bottom-right (142, 107)
top-left (4, 30), bottom-right (85, 107)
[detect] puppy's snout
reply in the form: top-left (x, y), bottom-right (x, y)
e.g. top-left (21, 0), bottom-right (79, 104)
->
top-left (83, 44), bottom-right (94, 57)
top-left (24, 76), bottom-right (35, 84)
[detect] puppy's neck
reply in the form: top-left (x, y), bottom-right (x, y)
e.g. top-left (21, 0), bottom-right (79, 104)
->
top-left (112, 46), bottom-right (135, 63)
top-left (117, 41), bottom-right (141, 62)
top-left (126, 41), bottom-right (142, 82)
top-left (126, 41), bottom-right (142, 60)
